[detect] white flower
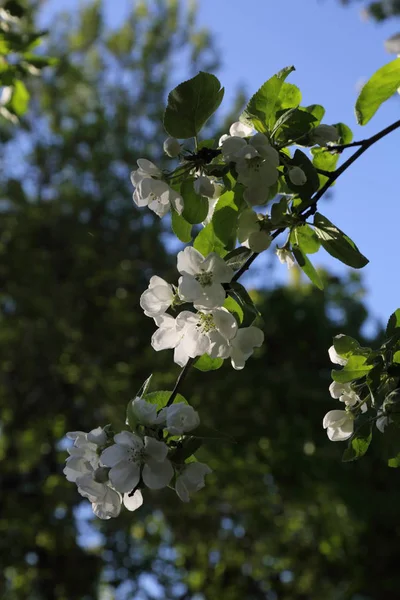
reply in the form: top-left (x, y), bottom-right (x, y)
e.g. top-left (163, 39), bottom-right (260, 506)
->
top-left (329, 381), bottom-right (367, 413)
top-left (328, 337), bottom-right (348, 366)
top-left (130, 159), bottom-right (162, 187)
top-left (229, 326), bottom-right (264, 370)
top-left (237, 209), bottom-right (271, 253)
top-left (323, 409), bottom-right (354, 441)
top-left (151, 313), bottom-right (190, 367)
top-left (235, 145), bottom-right (280, 189)
top-left (140, 276), bottom-right (175, 317)
top-left (202, 197), bottom-right (219, 226)
top-left (135, 178), bottom-right (183, 218)
top-left (243, 185), bottom-right (270, 207)
top-left (194, 175), bottom-right (215, 198)
top-left (220, 136), bottom-right (247, 162)
top-left (0, 86), bottom-right (18, 124)
top-left (310, 124), bottom-right (339, 146)
top-left (376, 409), bottom-right (390, 433)
top-left (76, 470), bottom-right (122, 520)
top-left (63, 427), bottom-right (107, 483)
top-left (151, 308), bottom-right (238, 367)
top-left (128, 397), bottom-right (165, 427)
top-left (229, 121), bottom-right (253, 138)
top-left (123, 489), bottom-right (144, 512)
top-left (288, 167), bottom-right (307, 186)
top-left (163, 403), bottom-right (200, 435)
top-left (177, 246), bottom-right (234, 310)
top-left (276, 247), bottom-right (295, 269)
top-left (175, 462), bottom-right (212, 502)
top-left (101, 431), bottom-right (173, 493)
top-left (249, 132), bottom-right (272, 157)
top-left (163, 137), bottom-right (181, 158)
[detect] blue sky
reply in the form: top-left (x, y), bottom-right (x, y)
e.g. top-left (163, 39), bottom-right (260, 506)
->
top-left (47, 0), bottom-right (400, 331)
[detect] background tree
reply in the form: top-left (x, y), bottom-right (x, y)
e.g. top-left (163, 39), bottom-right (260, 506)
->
top-left (1, 1), bottom-right (400, 600)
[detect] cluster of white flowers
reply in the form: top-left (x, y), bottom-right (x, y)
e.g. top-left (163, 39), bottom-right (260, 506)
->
top-left (323, 339), bottom-right (365, 442)
top-left (141, 246), bottom-right (264, 369)
top-left (219, 122), bottom-right (281, 206)
top-left (64, 399), bottom-right (212, 519)
top-left (237, 209), bottom-right (272, 253)
top-left (130, 159), bottom-right (184, 218)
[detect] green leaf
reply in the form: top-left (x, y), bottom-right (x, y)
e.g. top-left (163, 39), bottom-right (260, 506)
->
top-left (212, 189), bottom-right (242, 250)
top-left (334, 122), bottom-right (353, 145)
top-left (285, 149), bottom-right (319, 200)
top-left (169, 436), bottom-right (203, 463)
top-left (224, 295), bottom-right (244, 325)
top-left (304, 104), bottom-right (325, 125)
top-left (292, 246), bottom-right (324, 290)
top-left (342, 421), bottom-right (372, 462)
top-left (163, 72), bottom-right (224, 139)
top-left (270, 196), bottom-right (289, 226)
top-left (312, 147), bottom-right (340, 187)
top-left (355, 57), bottom-right (400, 125)
top-left (181, 178), bottom-right (209, 224)
top-left (11, 80), bottom-right (29, 116)
top-left (386, 309), bottom-right (400, 337)
top-left (331, 355), bottom-right (373, 383)
top-left (313, 212), bottom-right (369, 269)
top-left (290, 223), bottom-right (320, 254)
top-left (273, 107), bottom-right (317, 143)
top-left (229, 282), bottom-right (260, 328)
top-left (333, 335), bottom-right (362, 358)
top-left (240, 66), bottom-right (295, 133)
top-left (393, 351), bottom-right (400, 364)
top-left (143, 391), bottom-right (187, 409)
top-left (193, 222), bottom-right (226, 257)
top-left (224, 246), bottom-right (253, 271)
top-left (171, 208), bottom-right (192, 243)
top-left (193, 354), bottom-right (224, 372)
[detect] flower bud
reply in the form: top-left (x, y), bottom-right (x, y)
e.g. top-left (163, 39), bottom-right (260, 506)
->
top-left (247, 230), bottom-right (272, 253)
top-left (310, 124), bottom-right (339, 146)
top-left (276, 247), bottom-right (295, 269)
top-left (194, 175), bottom-right (215, 198)
top-left (163, 137), bottom-right (181, 157)
top-left (288, 166), bottom-right (307, 186)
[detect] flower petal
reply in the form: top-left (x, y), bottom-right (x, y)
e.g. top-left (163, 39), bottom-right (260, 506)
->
top-left (144, 437), bottom-right (168, 462)
top-left (100, 444), bottom-right (130, 468)
top-left (109, 460), bottom-right (141, 493)
top-left (177, 246), bottom-right (205, 276)
top-left (123, 489), bottom-right (144, 512)
top-left (142, 459), bottom-right (174, 490)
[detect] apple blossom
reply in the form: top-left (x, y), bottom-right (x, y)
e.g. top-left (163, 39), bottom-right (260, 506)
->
top-left (194, 175), bottom-right (215, 198)
top-left (163, 403), bottom-right (200, 435)
top-left (63, 427), bottom-right (107, 483)
top-left (229, 121), bottom-right (253, 137)
top-left (163, 137), bottom-right (181, 157)
top-left (328, 336), bottom-right (348, 366)
top-left (229, 326), bottom-right (264, 370)
top-left (127, 397), bottom-right (166, 428)
top-left (134, 178), bottom-right (184, 218)
top-left (237, 209), bottom-right (271, 253)
top-left (140, 276), bottom-right (175, 317)
top-left (76, 470), bottom-right (122, 520)
top-left (177, 246), bottom-right (234, 310)
top-left (323, 409), bottom-right (354, 441)
top-left (175, 462), bottom-right (212, 503)
top-left (276, 247), bottom-right (296, 269)
top-left (100, 431), bottom-right (174, 493)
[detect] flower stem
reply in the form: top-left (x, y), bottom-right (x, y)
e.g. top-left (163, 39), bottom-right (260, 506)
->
top-left (166, 357), bottom-right (196, 407)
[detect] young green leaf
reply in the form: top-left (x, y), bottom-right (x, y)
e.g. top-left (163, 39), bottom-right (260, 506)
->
top-left (211, 190), bottom-right (242, 250)
top-left (163, 72), bottom-right (224, 139)
top-left (313, 212), bottom-right (369, 269)
top-left (292, 246), bottom-right (324, 290)
top-left (290, 223), bottom-right (320, 254)
top-left (331, 355), bottom-right (373, 383)
top-left (224, 295), bottom-right (244, 325)
top-left (171, 208), bottom-right (192, 243)
top-left (224, 246), bottom-right (253, 271)
top-left (11, 80), bottom-right (29, 116)
top-left (143, 391), bottom-right (187, 409)
top-left (181, 179), bottom-right (209, 224)
top-left (386, 309), bottom-right (400, 337)
top-left (193, 354), bottom-right (224, 372)
top-left (229, 282), bottom-right (260, 327)
top-left (333, 335), bottom-right (363, 359)
top-left (342, 421), bottom-right (372, 462)
top-left (355, 57), bottom-right (400, 125)
top-left (240, 66), bottom-right (296, 133)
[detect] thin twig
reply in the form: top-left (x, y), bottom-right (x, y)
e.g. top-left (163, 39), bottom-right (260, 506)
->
top-left (166, 357), bottom-right (195, 407)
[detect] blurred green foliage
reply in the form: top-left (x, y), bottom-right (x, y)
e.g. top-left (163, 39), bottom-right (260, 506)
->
top-left (340, 0), bottom-right (400, 21)
top-left (1, 1), bottom-right (400, 600)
